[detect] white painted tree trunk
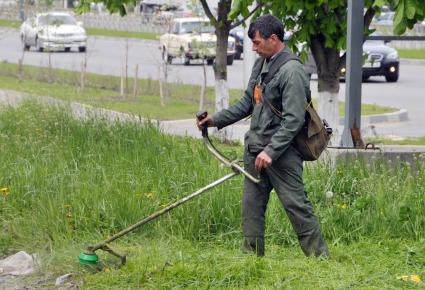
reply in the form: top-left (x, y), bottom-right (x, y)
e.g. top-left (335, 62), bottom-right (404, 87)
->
top-left (215, 79), bottom-right (231, 141)
top-left (317, 90), bottom-right (340, 145)
top-left (199, 61), bottom-right (207, 111)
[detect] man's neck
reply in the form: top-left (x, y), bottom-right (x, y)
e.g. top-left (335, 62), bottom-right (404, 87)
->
top-left (268, 42), bottom-right (285, 61)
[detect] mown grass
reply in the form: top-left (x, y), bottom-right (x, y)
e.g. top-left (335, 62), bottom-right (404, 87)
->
top-left (85, 27), bottom-right (160, 40)
top-left (0, 61), bottom-right (397, 119)
top-left (398, 49), bottom-right (425, 60)
top-left (0, 18), bottom-right (20, 29)
top-left (366, 136), bottom-right (425, 146)
top-left (0, 18), bottom-right (160, 40)
top-left (1, 102), bottom-right (424, 288)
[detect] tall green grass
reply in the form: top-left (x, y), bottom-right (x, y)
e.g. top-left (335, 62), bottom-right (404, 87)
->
top-left (0, 101), bottom-right (244, 253)
top-left (1, 103), bottom-right (425, 288)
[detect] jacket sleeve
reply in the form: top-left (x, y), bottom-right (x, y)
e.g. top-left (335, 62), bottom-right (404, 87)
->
top-left (211, 58), bottom-right (262, 129)
top-left (263, 62), bottom-right (308, 160)
top-left (211, 85), bottom-right (254, 130)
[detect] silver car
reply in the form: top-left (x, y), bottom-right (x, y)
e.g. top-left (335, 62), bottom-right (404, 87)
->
top-left (20, 12), bottom-right (87, 52)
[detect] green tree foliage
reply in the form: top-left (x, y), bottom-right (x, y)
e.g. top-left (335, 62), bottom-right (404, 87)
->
top-left (230, 0), bottom-right (424, 92)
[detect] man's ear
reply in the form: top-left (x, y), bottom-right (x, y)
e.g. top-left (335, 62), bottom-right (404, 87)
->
top-left (270, 34), bottom-right (279, 42)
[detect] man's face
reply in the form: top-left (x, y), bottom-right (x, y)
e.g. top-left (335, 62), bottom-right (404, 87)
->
top-left (251, 31), bottom-right (276, 59)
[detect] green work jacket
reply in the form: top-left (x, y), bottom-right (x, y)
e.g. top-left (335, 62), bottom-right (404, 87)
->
top-left (212, 47), bottom-right (309, 161)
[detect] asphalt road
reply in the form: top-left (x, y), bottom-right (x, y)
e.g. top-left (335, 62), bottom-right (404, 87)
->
top-left (1, 28), bottom-right (424, 137)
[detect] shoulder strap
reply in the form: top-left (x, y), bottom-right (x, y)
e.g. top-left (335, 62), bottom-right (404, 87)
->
top-left (261, 51), bottom-right (313, 118)
top-left (262, 50), bottom-right (301, 85)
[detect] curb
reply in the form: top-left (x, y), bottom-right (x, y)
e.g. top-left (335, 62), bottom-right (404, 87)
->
top-left (232, 109), bottom-right (409, 127)
top-left (400, 58), bottom-right (425, 66)
top-left (338, 108), bottom-right (408, 126)
top-left (162, 108), bottom-right (409, 128)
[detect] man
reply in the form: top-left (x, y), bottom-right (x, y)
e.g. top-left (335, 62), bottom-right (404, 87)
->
top-left (197, 15), bottom-right (328, 257)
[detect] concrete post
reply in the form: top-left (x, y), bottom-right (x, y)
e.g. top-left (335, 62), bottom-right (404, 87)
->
top-left (341, 0), bottom-right (364, 147)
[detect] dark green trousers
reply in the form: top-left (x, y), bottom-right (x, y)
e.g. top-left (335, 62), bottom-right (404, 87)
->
top-left (242, 145), bottom-right (329, 257)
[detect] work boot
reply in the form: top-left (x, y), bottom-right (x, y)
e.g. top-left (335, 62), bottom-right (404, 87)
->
top-left (242, 236), bottom-right (265, 257)
top-left (298, 227), bottom-right (329, 258)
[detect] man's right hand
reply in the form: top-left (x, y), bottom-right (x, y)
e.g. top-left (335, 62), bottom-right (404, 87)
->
top-left (196, 116), bottom-right (215, 131)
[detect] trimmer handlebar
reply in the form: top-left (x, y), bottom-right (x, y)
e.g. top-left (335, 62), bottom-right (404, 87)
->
top-left (196, 110), bottom-right (208, 137)
top-left (196, 111), bottom-right (260, 184)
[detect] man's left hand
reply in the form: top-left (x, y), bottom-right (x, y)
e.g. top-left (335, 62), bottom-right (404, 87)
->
top-left (255, 151), bottom-right (272, 172)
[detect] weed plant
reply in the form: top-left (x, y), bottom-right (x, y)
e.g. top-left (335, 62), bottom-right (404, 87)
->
top-left (1, 103), bottom-right (424, 288)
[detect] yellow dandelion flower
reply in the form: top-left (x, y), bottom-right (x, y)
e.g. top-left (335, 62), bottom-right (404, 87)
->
top-left (144, 192), bottom-right (154, 199)
top-left (397, 274), bottom-right (421, 283)
top-left (1, 187), bottom-right (9, 197)
top-left (104, 267), bottom-right (111, 273)
top-left (411, 274), bottom-right (421, 283)
top-left (64, 204), bottom-right (72, 208)
top-left (336, 203), bottom-right (348, 209)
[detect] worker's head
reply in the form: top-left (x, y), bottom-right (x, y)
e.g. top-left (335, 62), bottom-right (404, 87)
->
top-left (248, 14), bottom-right (285, 59)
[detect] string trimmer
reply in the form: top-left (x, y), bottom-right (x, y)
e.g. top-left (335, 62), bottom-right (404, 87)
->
top-left (78, 111), bottom-right (260, 266)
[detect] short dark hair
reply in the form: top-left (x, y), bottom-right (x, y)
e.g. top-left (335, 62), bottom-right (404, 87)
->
top-left (248, 14), bottom-right (284, 42)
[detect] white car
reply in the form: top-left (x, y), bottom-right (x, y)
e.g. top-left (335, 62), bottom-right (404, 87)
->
top-left (20, 12), bottom-right (87, 52)
top-left (159, 17), bottom-right (236, 65)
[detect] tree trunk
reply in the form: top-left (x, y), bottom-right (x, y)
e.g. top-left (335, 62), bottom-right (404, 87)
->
top-left (317, 74), bottom-right (340, 145)
top-left (214, 79), bottom-right (231, 141)
top-left (199, 60), bottom-right (207, 111)
top-left (212, 0), bottom-right (232, 141)
top-left (317, 91), bottom-right (339, 145)
top-left (311, 38), bottom-right (342, 145)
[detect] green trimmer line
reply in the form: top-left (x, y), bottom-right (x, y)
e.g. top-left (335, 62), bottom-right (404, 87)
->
top-left (78, 111), bottom-right (260, 266)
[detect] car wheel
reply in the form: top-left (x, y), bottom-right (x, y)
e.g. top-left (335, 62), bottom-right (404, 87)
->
top-left (64, 47), bottom-right (71, 52)
top-left (78, 46), bottom-right (86, 52)
top-left (161, 47), bottom-right (172, 64)
top-left (21, 35), bottom-right (30, 51)
top-left (385, 73), bottom-right (398, 82)
top-left (35, 37), bottom-right (43, 52)
top-left (227, 54), bottom-right (234, 65)
top-left (206, 58), bottom-right (214, 65)
top-left (179, 47), bottom-right (190, 65)
top-left (180, 54), bottom-right (190, 65)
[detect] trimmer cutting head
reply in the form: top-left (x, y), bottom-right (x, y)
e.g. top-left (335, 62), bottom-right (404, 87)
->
top-left (78, 251), bottom-right (99, 266)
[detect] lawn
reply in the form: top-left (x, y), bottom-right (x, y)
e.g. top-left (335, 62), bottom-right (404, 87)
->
top-left (0, 18), bottom-right (160, 40)
top-left (398, 49), bottom-right (425, 60)
top-left (0, 61), bottom-right (397, 120)
top-left (85, 27), bottom-right (159, 40)
top-left (0, 102), bottom-right (424, 288)
top-left (366, 136), bottom-right (425, 146)
top-left (0, 18), bottom-right (20, 29)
